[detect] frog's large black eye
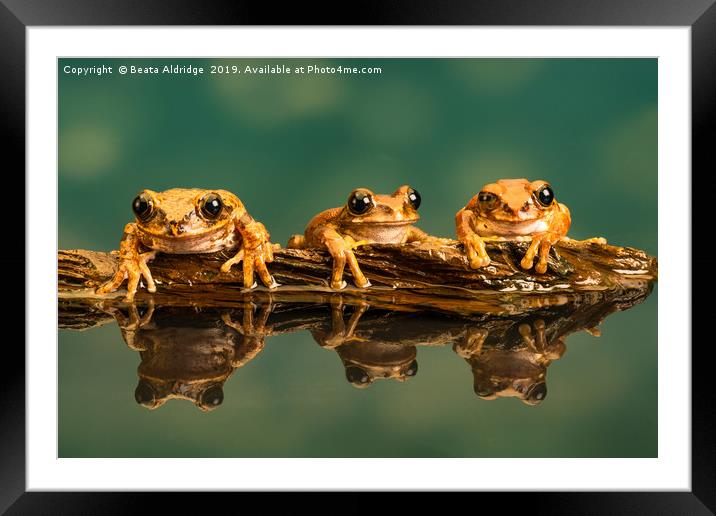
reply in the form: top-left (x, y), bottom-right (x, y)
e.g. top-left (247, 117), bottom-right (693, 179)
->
top-left (132, 193), bottom-right (154, 222)
top-left (405, 359), bottom-right (418, 377)
top-left (477, 191), bottom-right (498, 211)
top-left (199, 384), bottom-right (224, 409)
top-left (200, 193), bottom-right (224, 219)
top-left (535, 185), bottom-right (555, 207)
top-left (134, 380), bottom-right (157, 408)
top-left (347, 191), bottom-right (373, 216)
top-left (407, 188), bottom-right (421, 210)
top-left (526, 382), bottom-right (547, 403)
top-left (345, 365), bottom-right (371, 385)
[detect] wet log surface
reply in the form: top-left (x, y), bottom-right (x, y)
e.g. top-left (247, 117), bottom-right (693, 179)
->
top-left (58, 239), bottom-right (657, 318)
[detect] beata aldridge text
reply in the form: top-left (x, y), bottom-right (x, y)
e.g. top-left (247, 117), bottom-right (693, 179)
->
top-left (127, 65), bottom-right (204, 75)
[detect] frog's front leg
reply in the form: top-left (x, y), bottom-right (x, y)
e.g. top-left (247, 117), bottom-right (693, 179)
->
top-left (320, 297), bottom-right (370, 348)
top-left (101, 299), bottom-right (155, 350)
top-left (102, 298), bottom-right (155, 332)
top-left (455, 208), bottom-right (490, 268)
top-left (520, 232), bottom-right (562, 274)
top-left (221, 300), bottom-right (273, 368)
top-left (96, 223), bottom-right (157, 302)
top-left (220, 215), bottom-right (279, 289)
top-left (519, 319), bottom-right (547, 352)
top-left (453, 327), bottom-right (488, 358)
top-left (519, 319), bottom-right (566, 362)
top-left (318, 227), bottom-right (370, 289)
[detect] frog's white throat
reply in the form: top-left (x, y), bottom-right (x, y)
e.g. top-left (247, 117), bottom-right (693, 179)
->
top-left (342, 222), bottom-right (414, 244)
top-left (137, 225), bottom-right (239, 254)
top-left (475, 217), bottom-right (550, 237)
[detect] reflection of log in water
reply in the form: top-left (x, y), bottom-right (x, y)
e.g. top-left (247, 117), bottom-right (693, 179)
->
top-left (59, 284), bottom-right (654, 410)
top-left (58, 239), bottom-right (656, 315)
top-left (59, 238), bottom-right (656, 409)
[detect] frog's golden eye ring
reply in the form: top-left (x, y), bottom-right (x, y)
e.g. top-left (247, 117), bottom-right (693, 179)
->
top-left (345, 365), bottom-right (371, 386)
top-left (477, 191), bottom-right (499, 211)
top-left (199, 384), bottom-right (224, 409)
top-left (407, 188), bottom-right (421, 210)
top-left (200, 193), bottom-right (224, 219)
top-left (535, 185), bottom-right (555, 207)
top-left (347, 190), bottom-right (374, 216)
top-left (404, 359), bottom-right (419, 378)
top-left (132, 193), bottom-right (154, 222)
top-left (134, 380), bottom-right (158, 408)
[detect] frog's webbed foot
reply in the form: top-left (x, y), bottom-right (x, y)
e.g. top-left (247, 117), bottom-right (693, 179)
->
top-left (453, 327), bottom-right (488, 358)
top-left (520, 233), bottom-right (561, 274)
top-left (220, 243), bottom-right (280, 290)
top-left (96, 251), bottom-right (157, 302)
top-left (325, 236), bottom-right (371, 290)
top-left (459, 233), bottom-right (491, 269)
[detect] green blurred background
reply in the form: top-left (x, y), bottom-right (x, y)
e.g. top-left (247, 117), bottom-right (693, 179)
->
top-left (59, 58), bottom-right (657, 457)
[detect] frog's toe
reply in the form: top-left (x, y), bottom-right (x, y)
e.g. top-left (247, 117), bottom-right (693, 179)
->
top-left (535, 262), bottom-right (548, 274)
top-left (585, 326), bottom-right (602, 337)
top-left (520, 256), bottom-right (534, 271)
top-left (355, 278), bottom-right (372, 288)
top-left (470, 256), bottom-right (491, 269)
top-left (286, 235), bottom-right (305, 249)
top-left (331, 279), bottom-right (348, 290)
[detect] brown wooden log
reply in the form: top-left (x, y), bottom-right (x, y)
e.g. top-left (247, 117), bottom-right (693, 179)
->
top-left (58, 239), bottom-right (657, 318)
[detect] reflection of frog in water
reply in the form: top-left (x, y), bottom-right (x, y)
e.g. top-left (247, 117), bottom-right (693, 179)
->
top-left (453, 318), bottom-right (566, 405)
top-left (104, 301), bottom-right (273, 411)
top-left (310, 300), bottom-right (419, 388)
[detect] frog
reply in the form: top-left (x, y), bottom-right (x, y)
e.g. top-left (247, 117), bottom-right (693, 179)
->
top-left (287, 185), bottom-right (437, 289)
top-left (96, 188), bottom-right (279, 301)
top-left (456, 179), bottom-right (574, 274)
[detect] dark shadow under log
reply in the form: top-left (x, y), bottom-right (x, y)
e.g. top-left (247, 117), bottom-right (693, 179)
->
top-left (58, 239), bottom-right (657, 317)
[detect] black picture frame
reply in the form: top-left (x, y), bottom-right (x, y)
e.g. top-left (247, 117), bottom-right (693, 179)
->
top-left (2, 0), bottom-right (709, 512)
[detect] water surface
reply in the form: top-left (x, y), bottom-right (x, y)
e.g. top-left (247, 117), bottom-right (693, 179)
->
top-left (59, 288), bottom-right (657, 458)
